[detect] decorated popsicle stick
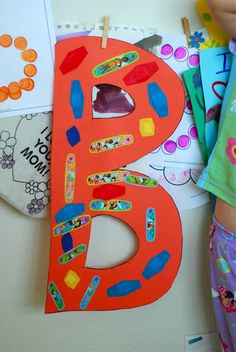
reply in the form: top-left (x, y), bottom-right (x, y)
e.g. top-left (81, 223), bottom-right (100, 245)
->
top-left (146, 207), bottom-right (156, 242)
top-left (89, 134), bottom-right (134, 153)
top-left (93, 51), bottom-right (139, 77)
top-left (125, 175), bottom-right (158, 188)
top-left (80, 276), bottom-right (100, 309)
top-left (59, 244), bottom-right (87, 265)
top-left (90, 199), bottom-right (132, 212)
top-left (48, 281), bottom-right (64, 311)
top-left (53, 215), bottom-right (91, 236)
top-left (87, 170), bottom-right (130, 185)
top-left (64, 153), bottom-right (76, 203)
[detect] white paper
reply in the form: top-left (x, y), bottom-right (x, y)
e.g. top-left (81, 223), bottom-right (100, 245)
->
top-left (0, 0), bottom-right (55, 118)
top-left (149, 34), bottom-right (204, 169)
top-left (148, 165), bottom-right (209, 211)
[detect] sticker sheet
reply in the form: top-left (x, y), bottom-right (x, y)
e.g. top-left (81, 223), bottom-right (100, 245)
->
top-left (0, 0), bottom-right (55, 118)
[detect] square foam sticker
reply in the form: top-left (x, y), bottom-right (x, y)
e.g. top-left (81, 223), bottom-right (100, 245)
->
top-left (0, 112), bottom-right (51, 218)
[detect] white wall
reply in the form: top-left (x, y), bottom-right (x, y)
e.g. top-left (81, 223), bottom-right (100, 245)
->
top-left (0, 1), bottom-right (220, 351)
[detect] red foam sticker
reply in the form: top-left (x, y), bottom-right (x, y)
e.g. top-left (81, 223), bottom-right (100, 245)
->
top-left (60, 46), bottom-right (88, 75)
top-left (92, 184), bottom-right (126, 200)
top-left (123, 61), bottom-right (159, 85)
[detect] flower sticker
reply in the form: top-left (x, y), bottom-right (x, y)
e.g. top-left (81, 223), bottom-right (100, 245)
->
top-left (189, 31), bottom-right (205, 49)
top-left (226, 137), bottom-right (236, 166)
top-left (0, 154), bottom-right (15, 169)
top-left (0, 130), bottom-right (16, 158)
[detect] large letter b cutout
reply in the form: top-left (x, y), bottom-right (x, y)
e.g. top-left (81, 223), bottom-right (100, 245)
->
top-left (46, 36), bottom-right (184, 313)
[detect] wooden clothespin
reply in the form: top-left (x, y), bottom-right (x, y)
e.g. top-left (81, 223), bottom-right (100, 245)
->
top-left (101, 16), bottom-right (110, 49)
top-left (181, 17), bottom-right (191, 48)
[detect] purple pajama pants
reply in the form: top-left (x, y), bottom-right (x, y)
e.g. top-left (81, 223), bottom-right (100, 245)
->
top-left (209, 217), bottom-right (236, 351)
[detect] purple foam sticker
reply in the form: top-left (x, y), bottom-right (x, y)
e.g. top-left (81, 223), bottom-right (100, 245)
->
top-left (160, 44), bottom-right (173, 58)
top-left (177, 135), bottom-right (191, 149)
top-left (163, 140), bottom-right (177, 154)
top-left (174, 46), bottom-right (188, 62)
top-left (189, 125), bottom-right (198, 139)
top-left (188, 54), bottom-right (200, 68)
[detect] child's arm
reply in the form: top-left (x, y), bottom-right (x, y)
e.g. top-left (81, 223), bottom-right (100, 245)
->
top-left (208, 0), bottom-right (236, 38)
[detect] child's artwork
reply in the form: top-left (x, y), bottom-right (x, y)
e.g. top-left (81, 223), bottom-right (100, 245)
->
top-left (183, 67), bottom-right (208, 164)
top-left (0, 0), bottom-right (55, 118)
top-left (196, 0), bottom-right (230, 49)
top-left (149, 35), bottom-right (204, 169)
top-left (0, 112), bottom-right (51, 217)
top-left (200, 47), bottom-right (232, 156)
top-left (46, 35), bottom-right (184, 313)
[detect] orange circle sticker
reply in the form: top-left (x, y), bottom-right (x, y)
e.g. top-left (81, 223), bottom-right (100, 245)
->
top-left (21, 49), bottom-right (38, 62)
top-left (19, 78), bottom-right (35, 91)
top-left (24, 64), bottom-right (37, 77)
top-left (14, 36), bottom-right (28, 50)
top-left (0, 34), bottom-right (38, 102)
top-left (0, 34), bottom-right (12, 47)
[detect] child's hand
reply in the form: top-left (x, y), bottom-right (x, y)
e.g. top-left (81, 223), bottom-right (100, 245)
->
top-left (208, 0), bottom-right (236, 38)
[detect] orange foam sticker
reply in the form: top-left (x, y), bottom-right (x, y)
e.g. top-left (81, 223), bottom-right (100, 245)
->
top-left (46, 36), bottom-right (184, 313)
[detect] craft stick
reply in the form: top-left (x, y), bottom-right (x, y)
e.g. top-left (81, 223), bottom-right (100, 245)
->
top-left (181, 17), bottom-right (191, 48)
top-left (102, 16), bottom-right (110, 49)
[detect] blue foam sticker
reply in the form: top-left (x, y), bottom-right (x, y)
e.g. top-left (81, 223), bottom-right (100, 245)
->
top-left (66, 126), bottom-right (81, 147)
top-left (107, 280), bottom-right (141, 297)
top-left (61, 233), bottom-right (73, 253)
top-left (147, 82), bottom-right (169, 117)
top-left (70, 80), bottom-right (84, 119)
top-left (55, 203), bottom-right (85, 224)
top-left (142, 250), bottom-right (170, 279)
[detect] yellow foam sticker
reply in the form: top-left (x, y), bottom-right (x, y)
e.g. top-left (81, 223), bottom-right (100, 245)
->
top-left (139, 118), bottom-right (155, 137)
top-left (64, 270), bottom-right (80, 289)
